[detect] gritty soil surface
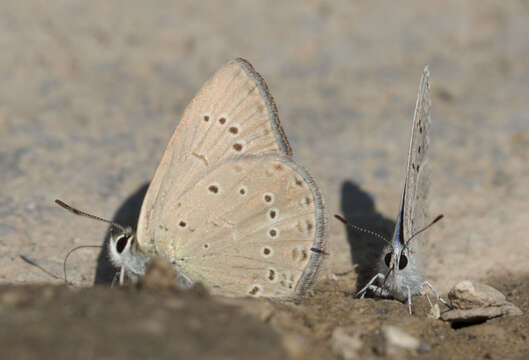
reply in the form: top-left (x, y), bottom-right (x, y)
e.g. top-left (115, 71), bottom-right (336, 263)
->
top-left (1, 275), bottom-right (527, 360)
top-left (1, 1), bottom-right (529, 359)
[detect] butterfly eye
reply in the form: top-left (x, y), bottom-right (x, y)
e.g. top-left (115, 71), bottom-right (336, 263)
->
top-left (116, 235), bottom-right (128, 254)
top-left (384, 253), bottom-right (392, 267)
top-left (399, 254), bottom-right (408, 270)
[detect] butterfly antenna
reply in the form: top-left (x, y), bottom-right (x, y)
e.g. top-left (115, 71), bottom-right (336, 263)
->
top-left (63, 245), bottom-right (103, 285)
top-left (405, 214), bottom-right (444, 246)
top-left (334, 214), bottom-right (392, 246)
top-left (19, 255), bottom-right (63, 282)
top-left (55, 199), bottom-right (128, 233)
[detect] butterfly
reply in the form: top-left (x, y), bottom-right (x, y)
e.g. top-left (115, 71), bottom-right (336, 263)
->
top-left (337, 66), bottom-right (448, 314)
top-left (58, 58), bottom-right (327, 299)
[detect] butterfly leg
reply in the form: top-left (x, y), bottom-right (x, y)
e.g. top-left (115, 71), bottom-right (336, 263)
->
top-left (357, 273), bottom-right (385, 298)
top-left (421, 281), bottom-right (451, 308)
top-left (175, 270), bottom-right (194, 289)
top-left (407, 286), bottom-right (413, 315)
top-left (111, 270), bottom-right (122, 288)
top-left (119, 265), bottom-right (125, 285)
top-left (420, 290), bottom-right (434, 309)
top-left (366, 285), bottom-right (391, 297)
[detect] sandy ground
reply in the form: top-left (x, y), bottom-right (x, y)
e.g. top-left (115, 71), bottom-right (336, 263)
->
top-left (1, 1), bottom-right (528, 358)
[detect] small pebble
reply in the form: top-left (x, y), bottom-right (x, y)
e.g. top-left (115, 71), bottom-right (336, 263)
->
top-left (331, 327), bottom-right (362, 360)
top-left (379, 325), bottom-right (430, 355)
top-left (448, 280), bottom-right (505, 309)
top-left (440, 280), bottom-right (522, 323)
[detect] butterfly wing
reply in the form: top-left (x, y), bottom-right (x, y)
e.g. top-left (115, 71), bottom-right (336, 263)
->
top-left (138, 58), bottom-right (293, 254)
top-left (147, 156), bottom-right (326, 298)
top-left (403, 66), bottom-right (432, 244)
top-left (137, 59), bottom-right (326, 298)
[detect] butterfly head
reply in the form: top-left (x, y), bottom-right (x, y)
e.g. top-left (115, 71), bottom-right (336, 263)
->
top-left (380, 244), bottom-right (421, 301)
top-left (54, 199), bottom-right (152, 283)
top-left (108, 228), bottom-right (149, 282)
top-left (381, 212), bottom-right (444, 296)
top-left (383, 244), bottom-right (409, 275)
top-left (377, 206), bottom-right (423, 301)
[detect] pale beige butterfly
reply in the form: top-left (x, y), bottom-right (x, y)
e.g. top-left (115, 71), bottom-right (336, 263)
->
top-left (59, 58), bottom-right (327, 299)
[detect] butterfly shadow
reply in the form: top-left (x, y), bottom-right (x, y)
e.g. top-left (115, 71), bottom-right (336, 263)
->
top-left (94, 182), bottom-right (150, 285)
top-left (339, 180), bottom-right (395, 292)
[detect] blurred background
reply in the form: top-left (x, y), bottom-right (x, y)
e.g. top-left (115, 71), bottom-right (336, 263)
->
top-left (1, 1), bottom-right (528, 292)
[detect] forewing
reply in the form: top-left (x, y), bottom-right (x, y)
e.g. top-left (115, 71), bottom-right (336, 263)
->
top-left (403, 66), bottom-right (432, 243)
top-left (142, 156), bottom-right (327, 298)
top-left (138, 58), bottom-right (293, 254)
